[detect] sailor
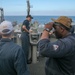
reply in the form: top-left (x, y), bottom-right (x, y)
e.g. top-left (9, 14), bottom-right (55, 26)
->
top-left (0, 21), bottom-right (30, 75)
top-left (38, 16), bottom-right (75, 75)
top-left (21, 15), bottom-right (33, 64)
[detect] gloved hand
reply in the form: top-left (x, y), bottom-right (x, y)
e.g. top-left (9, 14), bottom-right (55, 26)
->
top-left (44, 22), bottom-right (54, 30)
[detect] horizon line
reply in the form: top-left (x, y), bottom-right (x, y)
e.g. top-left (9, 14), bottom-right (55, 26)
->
top-left (4, 15), bottom-right (75, 16)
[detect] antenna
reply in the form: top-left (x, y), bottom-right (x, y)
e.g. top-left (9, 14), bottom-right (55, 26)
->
top-left (27, 0), bottom-right (30, 15)
top-left (27, 0), bottom-right (33, 15)
top-left (0, 8), bottom-right (4, 23)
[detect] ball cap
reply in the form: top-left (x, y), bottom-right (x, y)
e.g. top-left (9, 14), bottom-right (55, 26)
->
top-left (51, 16), bottom-right (72, 29)
top-left (0, 21), bottom-right (14, 34)
top-left (26, 15), bottom-right (33, 19)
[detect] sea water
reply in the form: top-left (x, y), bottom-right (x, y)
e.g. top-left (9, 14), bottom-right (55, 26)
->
top-left (4, 16), bottom-right (75, 25)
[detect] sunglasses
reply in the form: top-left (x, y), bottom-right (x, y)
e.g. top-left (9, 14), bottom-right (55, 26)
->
top-left (53, 22), bottom-right (70, 31)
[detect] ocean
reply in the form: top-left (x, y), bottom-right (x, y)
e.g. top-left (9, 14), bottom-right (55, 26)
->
top-left (4, 16), bottom-right (75, 25)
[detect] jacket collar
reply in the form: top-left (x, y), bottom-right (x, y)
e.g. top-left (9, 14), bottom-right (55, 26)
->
top-left (0, 38), bottom-right (12, 42)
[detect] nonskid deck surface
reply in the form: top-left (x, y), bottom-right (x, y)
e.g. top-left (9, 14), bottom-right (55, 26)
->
top-left (29, 56), bottom-right (46, 75)
top-left (28, 38), bottom-right (57, 75)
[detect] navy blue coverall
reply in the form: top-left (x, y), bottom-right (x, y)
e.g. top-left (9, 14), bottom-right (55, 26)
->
top-left (21, 20), bottom-right (30, 62)
top-left (0, 38), bottom-right (30, 75)
top-left (38, 34), bottom-right (75, 75)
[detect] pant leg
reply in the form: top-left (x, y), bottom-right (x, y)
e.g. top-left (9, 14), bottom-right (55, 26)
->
top-left (21, 32), bottom-right (30, 62)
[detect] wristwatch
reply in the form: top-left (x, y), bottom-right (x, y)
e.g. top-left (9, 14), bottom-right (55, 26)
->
top-left (44, 28), bottom-right (51, 32)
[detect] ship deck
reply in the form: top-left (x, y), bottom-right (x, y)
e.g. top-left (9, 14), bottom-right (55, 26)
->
top-left (28, 38), bottom-right (57, 75)
top-left (29, 56), bottom-right (46, 75)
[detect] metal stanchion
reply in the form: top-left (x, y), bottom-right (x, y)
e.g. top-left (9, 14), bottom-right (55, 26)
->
top-left (29, 33), bottom-right (41, 63)
top-left (16, 34), bottom-right (21, 46)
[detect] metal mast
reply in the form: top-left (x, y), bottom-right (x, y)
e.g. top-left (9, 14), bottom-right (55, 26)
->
top-left (27, 0), bottom-right (30, 15)
top-left (0, 8), bottom-right (4, 23)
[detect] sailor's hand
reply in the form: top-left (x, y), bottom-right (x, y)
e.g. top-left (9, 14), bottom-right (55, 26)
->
top-left (44, 22), bottom-right (54, 30)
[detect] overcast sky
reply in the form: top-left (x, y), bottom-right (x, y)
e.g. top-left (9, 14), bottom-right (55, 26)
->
top-left (0, 0), bottom-right (75, 16)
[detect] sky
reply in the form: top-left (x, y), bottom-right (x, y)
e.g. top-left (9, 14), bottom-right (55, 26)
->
top-left (0, 0), bottom-right (75, 16)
